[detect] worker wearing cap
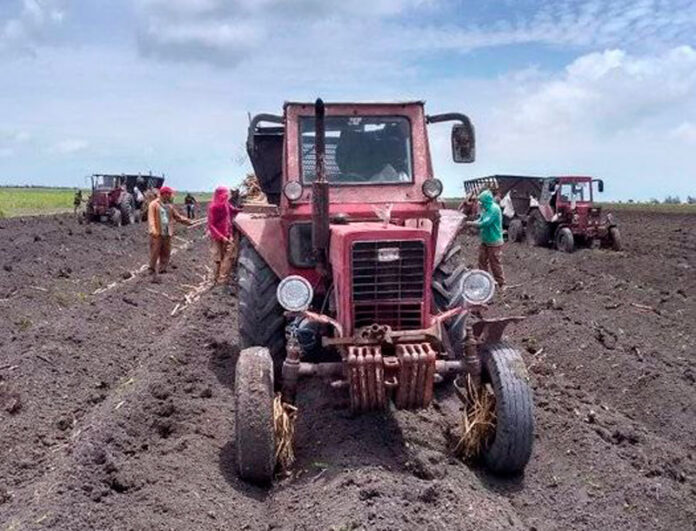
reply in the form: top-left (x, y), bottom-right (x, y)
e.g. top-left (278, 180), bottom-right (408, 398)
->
top-left (465, 189), bottom-right (505, 288)
top-left (147, 186), bottom-right (193, 282)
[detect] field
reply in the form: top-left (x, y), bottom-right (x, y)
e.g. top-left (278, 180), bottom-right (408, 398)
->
top-left (0, 206), bottom-right (694, 530)
top-left (0, 187), bottom-right (213, 218)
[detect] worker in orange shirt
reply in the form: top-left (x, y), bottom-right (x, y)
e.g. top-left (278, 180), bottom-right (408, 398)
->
top-left (147, 186), bottom-right (193, 283)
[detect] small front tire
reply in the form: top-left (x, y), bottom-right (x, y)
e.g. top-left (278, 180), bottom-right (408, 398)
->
top-left (481, 342), bottom-right (534, 475)
top-left (508, 219), bottom-right (524, 243)
top-left (235, 346), bottom-right (276, 485)
top-left (555, 227), bottom-right (574, 253)
top-left (608, 227), bottom-right (622, 251)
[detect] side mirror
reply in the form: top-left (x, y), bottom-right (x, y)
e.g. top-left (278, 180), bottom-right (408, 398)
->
top-left (596, 179), bottom-right (604, 193)
top-left (452, 123), bottom-right (475, 163)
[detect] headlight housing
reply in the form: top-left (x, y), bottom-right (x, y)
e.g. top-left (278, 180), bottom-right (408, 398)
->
top-left (422, 178), bottom-right (443, 199)
top-left (283, 180), bottom-right (303, 201)
top-left (277, 275), bottom-right (314, 312)
top-left (459, 270), bottom-right (495, 305)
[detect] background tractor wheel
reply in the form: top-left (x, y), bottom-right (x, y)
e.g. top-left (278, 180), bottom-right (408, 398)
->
top-left (432, 244), bottom-right (467, 360)
top-left (237, 237), bottom-right (285, 380)
top-left (526, 210), bottom-right (551, 247)
top-left (235, 346), bottom-right (275, 485)
top-left (555, 227), bottom-right (574, 253)
top-left (609, 227), bottom-right (622, 251)
top-left (507, 219), bottom-right (524, 243)
top-left (481, 342), bottom-right (534, 475)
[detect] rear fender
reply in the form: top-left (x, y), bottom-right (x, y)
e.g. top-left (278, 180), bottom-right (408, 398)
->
top-left (434, 209), bottom-right (465, 269)
top-left (234, 214), bottom-right (289, 279)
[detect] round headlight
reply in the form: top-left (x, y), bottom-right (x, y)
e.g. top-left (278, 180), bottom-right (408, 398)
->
top-left (283, 180), bottom-right (303, 201)
top-left (422, 178), bottom-right (443, 199)
top-left (459, 270), bottom-right (495, 306)
top-left (277, 275), bottom-right (314, 312)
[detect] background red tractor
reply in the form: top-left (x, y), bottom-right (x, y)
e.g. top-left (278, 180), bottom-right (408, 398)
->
top-left (463, 174), bottom-right (622, 252)
top-left (233, 100), bottom-right (534, 484)
top-left (83, 173), bottom-right (164, 226)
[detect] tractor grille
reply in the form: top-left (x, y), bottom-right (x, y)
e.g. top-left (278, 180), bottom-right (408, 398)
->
top-left (351, 240), bottom-right (425, 330)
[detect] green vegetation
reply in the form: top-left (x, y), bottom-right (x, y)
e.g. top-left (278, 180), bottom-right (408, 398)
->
top-left (0, 187), bottom-right (85, 218)
top-left (0, 186), bottom-right (213, 218)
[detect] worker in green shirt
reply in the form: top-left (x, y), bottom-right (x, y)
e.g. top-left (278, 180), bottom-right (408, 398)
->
top-left (465, 189), bottom-right (505, 288)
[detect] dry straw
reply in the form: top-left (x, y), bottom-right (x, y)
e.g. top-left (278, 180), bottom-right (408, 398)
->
top-left (273, 394), bottom-right (298, 471)
top-left (454, 376), bottom-right (497, 460)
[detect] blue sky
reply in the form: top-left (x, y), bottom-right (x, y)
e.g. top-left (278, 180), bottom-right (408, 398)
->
top-left (1, 0), bottom-right (695, 200)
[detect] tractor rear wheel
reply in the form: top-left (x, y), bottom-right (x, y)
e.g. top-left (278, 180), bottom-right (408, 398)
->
top-left (432, 244), bottom-right (467, 360)
top-left (526, 210), bottom-right (551, 247)
top-left (608, 227), bottom-right (622, 251)
top-left (507, 219), bottom-right (524, 243)
top-left (555, 227), bottom-right (574, 253)
top-left (237, 237), bottom-right (286, 380)
top-left (235, 346), bottom-right (275, 485)
top-left (481, 342), bottom-right (534, 475)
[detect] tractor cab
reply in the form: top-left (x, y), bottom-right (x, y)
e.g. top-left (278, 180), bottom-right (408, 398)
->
top-left (541, 176), bottom-right (608, 235)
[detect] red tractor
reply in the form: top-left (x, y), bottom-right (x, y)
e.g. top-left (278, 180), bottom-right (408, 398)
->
top-left (83, 173), bottom-right (164, 226)
top-left (463, 175), bottom-right (622, 252)
top-left (234, 100), bottom-right (534, 484)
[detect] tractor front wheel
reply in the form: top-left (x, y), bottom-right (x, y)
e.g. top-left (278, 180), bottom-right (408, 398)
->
top-left (119, 195), bottom-right (135, 226)
top-left (555, 227), bottom-right (574, 253)
top-left (507, 219), bottom-right (524, 243)
top-left (235, 346), bottom-right (275, 485)
top-left (110, 209), bottom-right (122, 227)
top-left (237, 237), bottom-right (286, 380)
top-left (526, 210), bottom-right (551, 247)
top-left (608, 227), bottom-right (622, 251)
top-left (481, 342), bottom-right (534, 475)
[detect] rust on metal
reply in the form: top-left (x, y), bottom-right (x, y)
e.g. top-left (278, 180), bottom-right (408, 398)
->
top-left (347, 345), bottom-right (386, 413)
top-left (394, 342), bottom-right (437, 410)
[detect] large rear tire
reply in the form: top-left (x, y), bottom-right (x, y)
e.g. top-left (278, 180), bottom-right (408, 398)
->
top-left (526, 210), bottom-right (551, 247)
top-left (235, 346), bottom-right (275, 485)
top-left (432, 244), bottom-right (467, 360)
top-left (237, 237), bottom-right (286, 380)
top-left (481, 343), bottom-right (534, 475)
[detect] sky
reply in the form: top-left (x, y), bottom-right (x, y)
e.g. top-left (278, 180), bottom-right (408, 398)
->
top-left (1, 0), bottom-right (695, 201)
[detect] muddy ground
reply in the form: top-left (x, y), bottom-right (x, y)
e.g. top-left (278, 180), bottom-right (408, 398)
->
top-left (0, 209), bottom-right (694, 531)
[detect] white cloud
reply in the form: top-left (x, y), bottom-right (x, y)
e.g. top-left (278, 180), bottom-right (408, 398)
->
top-left (0, 0), bottom-right (65, 56)
top-left (670, 122), bottom-right (696, 144)
top-left (132, 0), bottom-right (696, 69)
top-left (49, 139), bottom-right (88, 155)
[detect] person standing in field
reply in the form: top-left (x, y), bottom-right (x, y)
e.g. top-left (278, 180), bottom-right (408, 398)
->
top-left (465, 189), bottom-right (505, 289)
top-left (207, 186), bottom-right (241, 286)
top-left (147, 186), bottom-right (193, 283)
top-left (73, 189), bottom-right (83, 215)
top-left (184, 192), bottom-right (198, 219)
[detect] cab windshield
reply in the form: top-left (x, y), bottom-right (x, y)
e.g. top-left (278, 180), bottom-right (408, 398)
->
top-left (559, 181), bottom-right (591, 202)
top-left (300, 116), bottom-right (413, 184)
top-left (93, 175), bottom-right (118, 189)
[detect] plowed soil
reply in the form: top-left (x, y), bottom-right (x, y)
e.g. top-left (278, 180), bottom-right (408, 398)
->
top-left (0, 210), bottom-right (694, 531)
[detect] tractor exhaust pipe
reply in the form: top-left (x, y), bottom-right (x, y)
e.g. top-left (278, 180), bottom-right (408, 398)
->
top-left (312, 98), bottom-right (330, 274)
